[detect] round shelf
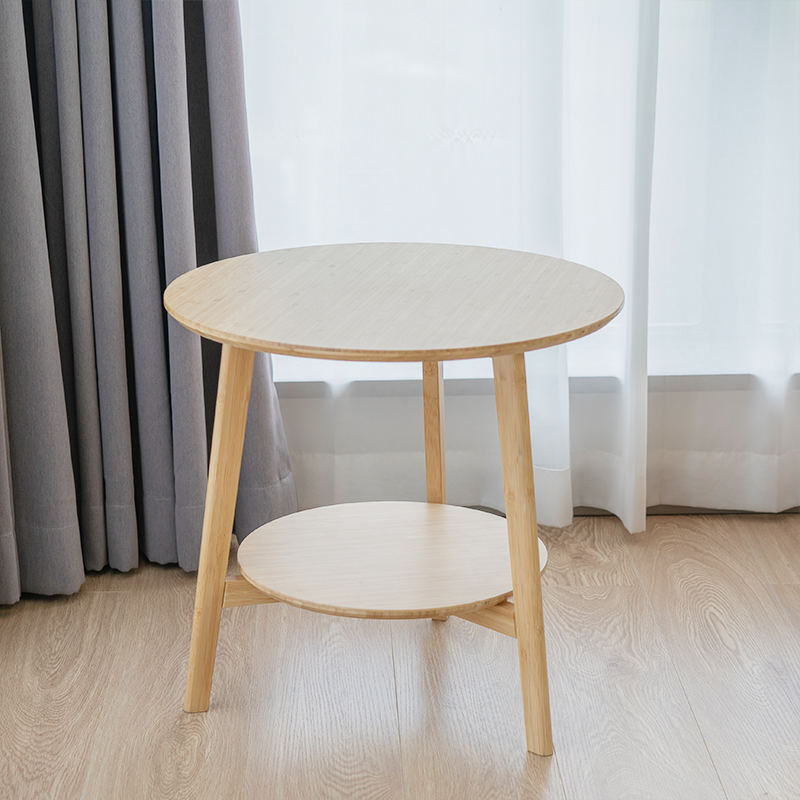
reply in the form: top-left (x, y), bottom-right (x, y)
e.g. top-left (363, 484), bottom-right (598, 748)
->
top-left (237, 501), bottom-right (548, 620)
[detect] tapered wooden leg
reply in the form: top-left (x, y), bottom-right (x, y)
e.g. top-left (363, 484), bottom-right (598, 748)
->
top-left (493, 353), bottom-right (553, 755)
top-left (423, 362), bottom-right (449, 621)
top-left (184, 344), bottom-right (255, 712)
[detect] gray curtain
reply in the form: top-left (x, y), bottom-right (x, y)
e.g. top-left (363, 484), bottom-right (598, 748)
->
top-left (0, 0), bottom-right (297, 605)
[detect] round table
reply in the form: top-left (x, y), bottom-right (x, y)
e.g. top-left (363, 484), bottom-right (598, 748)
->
top-left (164, 242), bottom-right (623, 755)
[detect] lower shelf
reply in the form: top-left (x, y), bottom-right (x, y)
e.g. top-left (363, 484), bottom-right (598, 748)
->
top-left (236, 501), bottom-right (547, 620)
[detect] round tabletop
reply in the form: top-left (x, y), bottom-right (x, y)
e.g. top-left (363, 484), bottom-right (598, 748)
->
top-left (164, 243), bottom-right (623, 362)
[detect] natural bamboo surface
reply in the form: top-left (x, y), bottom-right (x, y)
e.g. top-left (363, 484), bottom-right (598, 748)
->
top-left (237, 501), bottom-right (547, 619)
top-left (163, 243), bottom-right (623, 361)
top-left (2, 514), bottom-right (799, 798)
top-left (184, 345), bottom-right (254, 713)
top-left (493, 353), bottom-right (552, 754)
top-left (422, 361), bottom-right (447, 504)
top-left (455, 600), bottom-right (517, 637)
top-left (222, 575), bottom-right (278, 608)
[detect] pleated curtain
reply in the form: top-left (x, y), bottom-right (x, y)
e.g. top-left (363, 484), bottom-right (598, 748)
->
top-left (241, 0), bottom-right (800, 533)
top-left (0, 0), bottom-right (297, 605)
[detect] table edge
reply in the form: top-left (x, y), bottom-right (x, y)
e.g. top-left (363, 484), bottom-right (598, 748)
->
top-left (163, 294), bottom-right (624, 361)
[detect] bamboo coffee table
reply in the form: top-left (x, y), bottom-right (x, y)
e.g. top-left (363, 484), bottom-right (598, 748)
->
top-left (164, 243), bottom-right (623, 755)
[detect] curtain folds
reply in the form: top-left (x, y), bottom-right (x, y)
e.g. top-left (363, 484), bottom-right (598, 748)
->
top-left (240, 0), bottom-right (800, 531)
top-left (0, 0), bottom-right (297, 605)
top-left (239, 0), bottom-right (661, 533)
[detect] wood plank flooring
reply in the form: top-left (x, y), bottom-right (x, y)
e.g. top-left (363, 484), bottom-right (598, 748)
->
top-left (1, 514), bottom-right (799, 799)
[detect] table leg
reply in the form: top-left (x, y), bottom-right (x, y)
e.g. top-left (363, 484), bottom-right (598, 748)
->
top-left (423, 361), bottom-right (449, 622)
top-left (422, 361), bottom-right (446, 504)
top-left (184, 344), bottom-right (255, 712)
top-left (492, 353), bottom-right (553, 755)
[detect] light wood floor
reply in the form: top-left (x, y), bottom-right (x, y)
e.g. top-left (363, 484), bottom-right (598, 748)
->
top-left (2, 514), bottom-right (799, 799)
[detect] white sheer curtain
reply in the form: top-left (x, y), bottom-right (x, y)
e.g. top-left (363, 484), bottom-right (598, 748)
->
top-left (239, 0), bottom-right (800, 531)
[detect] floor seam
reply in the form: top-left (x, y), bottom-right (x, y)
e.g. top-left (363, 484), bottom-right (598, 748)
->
top-left (389, 624), bottom-right (406, 800)
top-left (552, 747), bottom-right (570, 800)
